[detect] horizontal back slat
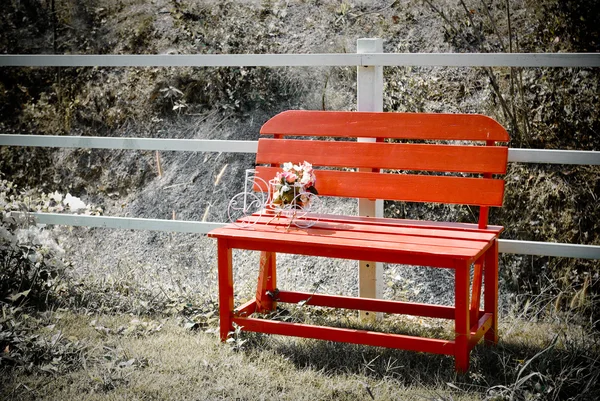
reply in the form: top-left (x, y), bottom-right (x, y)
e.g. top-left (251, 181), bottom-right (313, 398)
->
top-left (260, 110), bottom-right (509, 142)
top-left (257, 139), bottom-right (508, 174)
top-left (255, 167), bottom-right (505, 207)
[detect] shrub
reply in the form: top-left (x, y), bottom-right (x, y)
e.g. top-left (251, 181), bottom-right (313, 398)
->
top-left (0, 179), bottom-right (69, 309)
top-left (0, 178), bottom-right (91, 374)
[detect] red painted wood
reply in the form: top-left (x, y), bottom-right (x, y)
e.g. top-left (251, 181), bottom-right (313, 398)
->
top-left (255, 166), bottom-right (505, 207)
top-left (267, 252), bottom-right (276, 307)
top-left (478, 169), bottom-right (494, 228)
top-left (210, 224), bottom-right (485, 260)
top-left (277, 290), bottom-right (456, 319)
top-left (469, 313), bottom-right (493, 349)
top-left (478, 206), bottom-right (490, 229)
top-left (257, 139), bottom-right (509, 174)
top-left (233, 316), bottom-right (456, 355)
top-left (470, 258), bottom-right (484, 325)
top-left (220, 234), bottom-right (462, 268)
top-left (479, 142), bottom-right (496, 228)
top-left (234, 299), bottom-right (257, 317)
top-left (238, 212), bottom-right (501, 237)
top-left (217, 240), bottom-right (234, 342)
top-left (241, 219), bottom-right (489, 251)
top-left (484, 240), bottom-right (499, 344)
top-left (246, 214), bottom-right (498, 242)
top-left (256, 251), bottom-right (276, 312)
top-left (260, 110), bottom-right (509, 142)
top-left (454, 260), bottom-right (471, 372)
top-left (252, 212), bottom-right (504, 234)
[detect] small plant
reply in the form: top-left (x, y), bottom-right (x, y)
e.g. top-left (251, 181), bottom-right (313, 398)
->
top-left (125, 15), bottom-right (155, 53)
top-left (226, 322), bottom-right (247, 351)
top-left (486, 337), bottom-right (557, 400)
top-left (87, 345), bottom-right (149, 393)
top-left (0, 305), bottom-right (87, 374)
top-left (336, 0), bottom-right (353, 16)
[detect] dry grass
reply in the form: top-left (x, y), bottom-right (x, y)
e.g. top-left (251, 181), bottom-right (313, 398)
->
top-left (0, 312), bottom-right (451, 401)
top-left (2, 307), bottom-right (598, 401)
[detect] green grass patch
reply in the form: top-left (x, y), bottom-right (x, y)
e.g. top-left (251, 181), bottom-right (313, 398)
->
top-left (2, 308), bottom-right (598, 401)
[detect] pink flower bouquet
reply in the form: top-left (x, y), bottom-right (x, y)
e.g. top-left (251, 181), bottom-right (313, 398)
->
top-left (271, 161), bottom-right (318, 209)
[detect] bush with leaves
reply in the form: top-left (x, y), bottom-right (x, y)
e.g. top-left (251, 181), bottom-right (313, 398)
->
top-left (0, 179), bottom-right (70, 309)
top-left (0, 178), bottom-right (93, 374)
top-left (0, 306), bottom-right (87, 375)
top-left (0, 176), bottom-right (103, 304)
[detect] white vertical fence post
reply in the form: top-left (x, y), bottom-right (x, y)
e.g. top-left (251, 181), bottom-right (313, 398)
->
top-left (357, 38), bottom-right (385, 321)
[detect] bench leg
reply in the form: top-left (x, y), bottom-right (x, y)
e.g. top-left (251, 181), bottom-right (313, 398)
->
top-left (484, 239), bottom-right (499, 344)
top-left (217, 239), bottom-right (234, 342)
top-left (256, 251), bottom-right (277, 313)
top-left (470, 256), bottom-right (484, 326)
top-left (455, 260), bottom-right (470, 372)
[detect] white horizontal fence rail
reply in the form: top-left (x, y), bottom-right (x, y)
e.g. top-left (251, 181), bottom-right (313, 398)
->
top-left (31, 213), bottom-right (223, 233)
top-left (0, 135), bottom-right (258, 153)
top-left (508, 149), bottom-right (600, 165)
top-left (1, 135), bottom-right (599, 165)
top-left (25, 213), bottom-right (600, 260)
top-left (1, 53), bottom-right (600, 68)
top-left (499, 240), bottom-right (600, 259)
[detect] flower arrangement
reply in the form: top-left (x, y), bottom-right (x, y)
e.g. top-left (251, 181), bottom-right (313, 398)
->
top-left (271, 161), bottom-right (318, 209)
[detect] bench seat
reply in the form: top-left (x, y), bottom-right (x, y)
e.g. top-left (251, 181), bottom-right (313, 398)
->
top-left (210, 212), bottom-right (502, 267)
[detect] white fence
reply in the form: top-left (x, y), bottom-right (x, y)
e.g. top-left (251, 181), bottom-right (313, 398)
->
top-left (1, 46), bottom-right (599, 261)
top-left (2, 53), bottom-right (599, 67)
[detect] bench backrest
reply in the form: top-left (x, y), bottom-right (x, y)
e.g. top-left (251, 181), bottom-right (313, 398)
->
top-left (255, 110), bottom-right (509, 228)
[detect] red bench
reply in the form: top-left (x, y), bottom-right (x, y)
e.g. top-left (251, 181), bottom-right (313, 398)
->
top-left (208, 110), bottom-right (509, 372)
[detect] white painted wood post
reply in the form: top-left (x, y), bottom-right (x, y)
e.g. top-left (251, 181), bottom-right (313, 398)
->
top-left (357, 38), bottom-right (385, 321)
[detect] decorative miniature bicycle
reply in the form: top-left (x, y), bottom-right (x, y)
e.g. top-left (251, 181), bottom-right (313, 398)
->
top-left (227, 162), bottom-right (321, 228)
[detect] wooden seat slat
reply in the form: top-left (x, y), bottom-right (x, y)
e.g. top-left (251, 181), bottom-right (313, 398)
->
top-left (257, 139), bottom-right (509, 174)
top-left (243, 215), bottom-right (497, 243)
top-left (288, 213), bottom-right (504, 234)
top-left (210, 225), bottom-right (485, 260)
top-left (221, 234), bottom-right (463, 268)
top-left (255, 166), bottom-right (505, 206)
top-left (233, 220), bottom-right (489, 250)
top-left (260, 110), bottom-right (509, 141)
